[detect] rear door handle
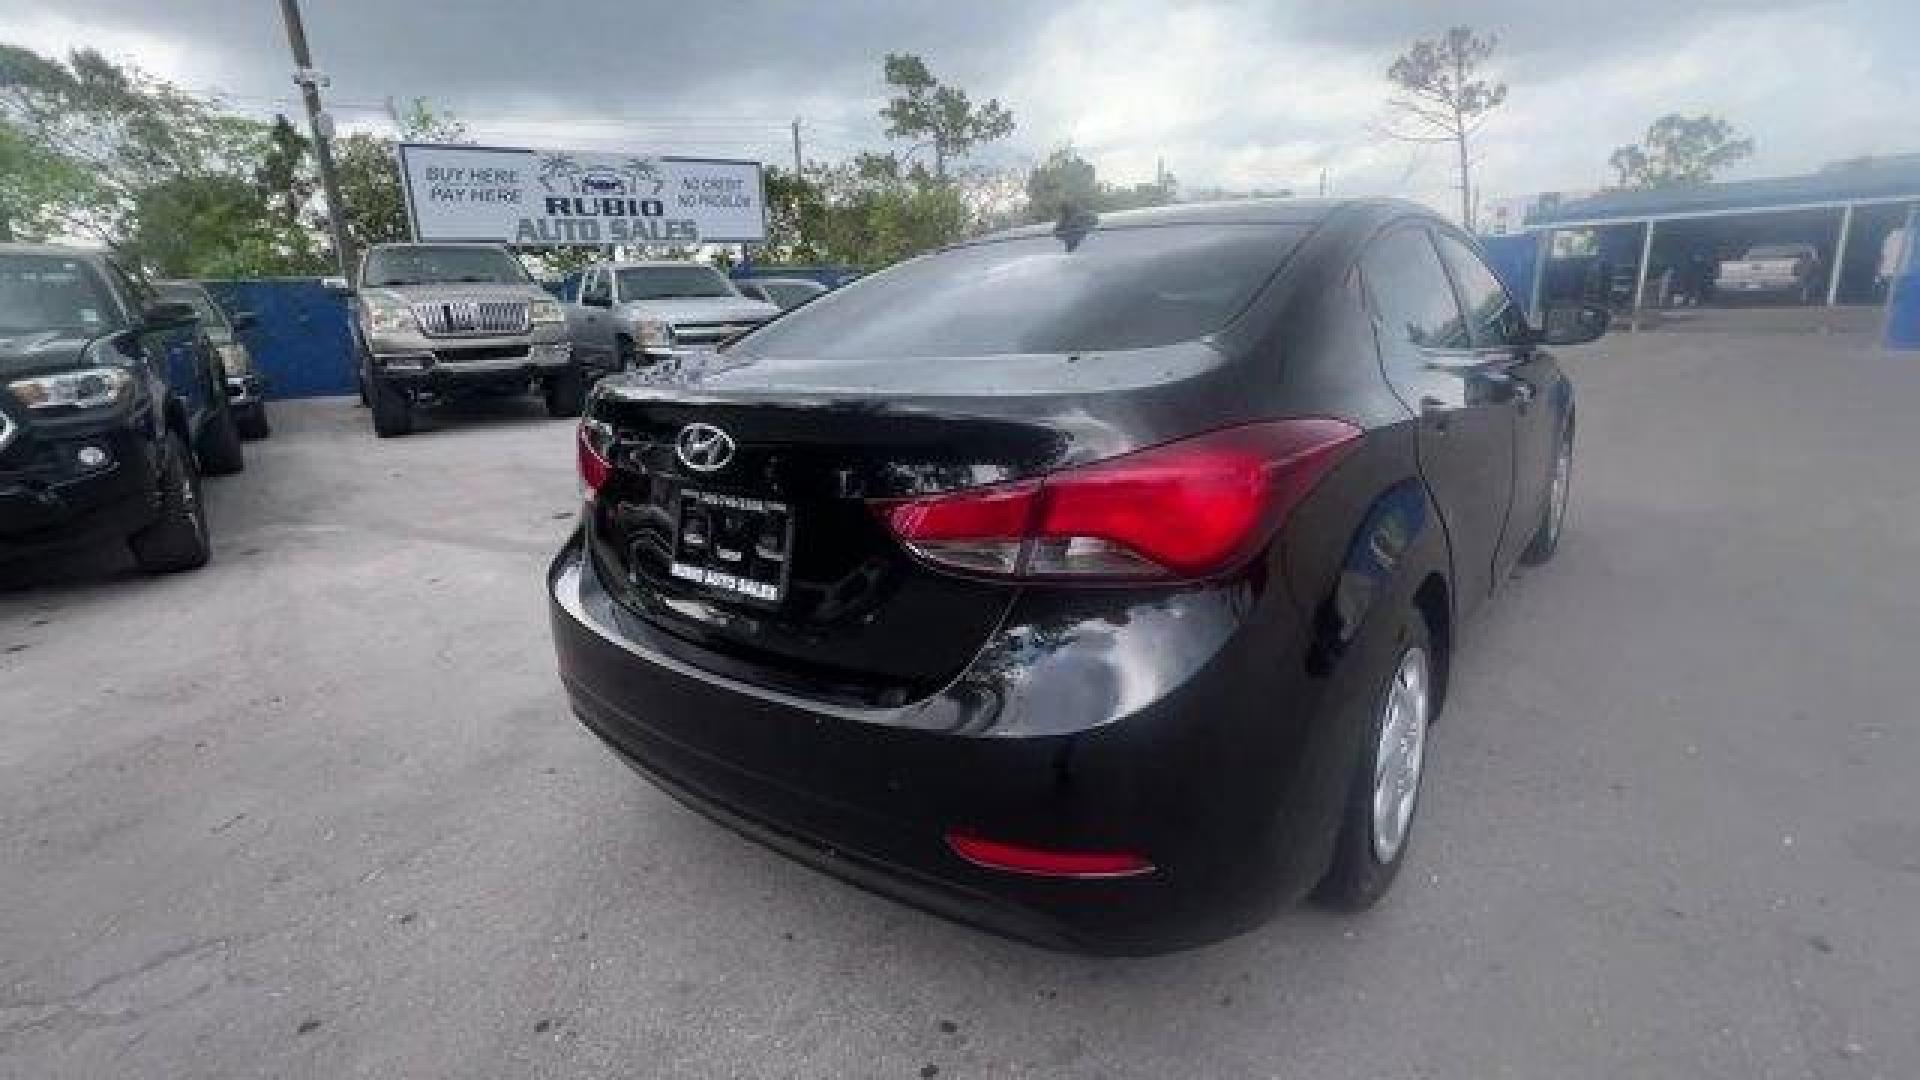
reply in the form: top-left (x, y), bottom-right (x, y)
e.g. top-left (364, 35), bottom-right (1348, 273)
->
top-left (1419, 396), bottom-right (1451, 433)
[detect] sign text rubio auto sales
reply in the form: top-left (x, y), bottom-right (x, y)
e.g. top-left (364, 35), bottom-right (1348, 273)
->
top-left (397, 143), bottom-right (767, 246)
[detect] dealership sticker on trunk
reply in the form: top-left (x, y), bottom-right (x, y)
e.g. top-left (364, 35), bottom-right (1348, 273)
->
top-left (669, 488), bottom-right (792, 603)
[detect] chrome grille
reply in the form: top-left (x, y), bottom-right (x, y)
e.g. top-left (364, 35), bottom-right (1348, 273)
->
top-left (672, 319), bottom-right (765, 346)
top-left (410, 297), bottom-right (531, 337)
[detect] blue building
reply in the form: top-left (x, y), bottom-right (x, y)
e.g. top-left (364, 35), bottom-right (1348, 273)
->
top-left (1515, 156), bottom-right (1920, 314)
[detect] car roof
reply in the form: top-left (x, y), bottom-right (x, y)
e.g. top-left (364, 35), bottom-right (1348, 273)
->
top-left (601, 261), bottom-right (726, 271)
top-left (365, 242), bottom-right (511, 251)
top-left (744, 277), bottom-right (825, 288)
top-left (958, 197), bottom-right (1434, 248)
top-left (0, 241), bottom-right (110, 261)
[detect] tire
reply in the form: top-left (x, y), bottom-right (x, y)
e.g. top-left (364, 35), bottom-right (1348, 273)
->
top-left (196, 402), bottom-right (246, 476)
top-left (235, 402), bottom-right (271, 441)
top-left (128, 431), bottom-right (211, 574)
top-left (1313, 613), bottom-right (1436, 911)
top-left (544, 366), bottom-right (587, 418)
top-left (1519, 424), bottom-right (1573, 566)
top-left (369, 374), bottom-right (414, 438)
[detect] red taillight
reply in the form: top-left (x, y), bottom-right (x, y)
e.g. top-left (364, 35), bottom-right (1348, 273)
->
top-left (577, 420), bottom-right (612, 499)
top-left (946, 832), bottom-right (1155, 879)
top-left (877, 418), bottom-right (1361, 580)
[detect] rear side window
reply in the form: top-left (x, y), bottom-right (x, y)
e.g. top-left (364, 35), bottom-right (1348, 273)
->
top-left (738, 224), bottom-right (1307, 360)
top-left (1432, 233), bottom-right (1523, 349)
top-left (1359, 227), bottom-right (1468, 350)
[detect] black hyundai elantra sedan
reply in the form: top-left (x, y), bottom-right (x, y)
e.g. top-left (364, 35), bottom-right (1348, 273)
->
top-left (548, 198), bottom-right (1603, 953)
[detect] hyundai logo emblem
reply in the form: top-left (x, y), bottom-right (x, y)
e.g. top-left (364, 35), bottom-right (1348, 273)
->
top-left (675, 422), bottom-right (736, 472)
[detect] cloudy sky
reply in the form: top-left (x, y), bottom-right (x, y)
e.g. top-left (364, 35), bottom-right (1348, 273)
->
top-left (4, 0), bottom-right (1916, 220)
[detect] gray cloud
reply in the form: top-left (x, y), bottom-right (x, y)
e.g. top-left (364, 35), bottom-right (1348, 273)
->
top-left (4, 0), bottom-right (1916, 218)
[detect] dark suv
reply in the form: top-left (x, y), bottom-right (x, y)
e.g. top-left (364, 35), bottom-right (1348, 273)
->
top-left (0, 244), bottom-right (245, 573)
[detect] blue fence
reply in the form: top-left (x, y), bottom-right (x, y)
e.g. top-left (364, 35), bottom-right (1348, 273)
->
top-left (202, 278), bottom-right (356, 399)
top-left (1886, 213), bottom-right (1919, 350)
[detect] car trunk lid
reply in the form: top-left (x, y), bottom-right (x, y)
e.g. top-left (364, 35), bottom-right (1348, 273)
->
top-left (582, 342), bottom-right (1248, 704)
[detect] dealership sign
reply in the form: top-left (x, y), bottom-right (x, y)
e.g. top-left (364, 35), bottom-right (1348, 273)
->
top-left (396, 143), bottom-right (766, 246)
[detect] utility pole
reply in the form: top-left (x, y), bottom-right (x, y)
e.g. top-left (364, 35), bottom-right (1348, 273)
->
top-left (1318, 168), bottom-right (1328, 197)
top-left (278, 0), bottom-right (356, 283)
top-left (790, 118), bottom-right (804, 176)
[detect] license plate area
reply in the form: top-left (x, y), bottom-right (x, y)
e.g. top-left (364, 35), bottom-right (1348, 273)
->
top-left (669, 487), bottom-right (793, 604)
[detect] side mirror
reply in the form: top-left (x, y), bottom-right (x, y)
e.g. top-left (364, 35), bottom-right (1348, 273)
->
top-left (1538, 303), bottom-right (1611, 347)
top-left (232, 311), bottom-right (258, 330)
top-left (143, 301), bottom-right (199, 329)
top-left (320, 276), bottom-right (352, 295)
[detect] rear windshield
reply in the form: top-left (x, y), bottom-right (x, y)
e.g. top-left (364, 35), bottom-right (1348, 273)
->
top-left (363, 245), bottom-right (530, 286)
top-left (0, 253), bottom-right (122, 335)
top-left (737, 224), bottom-right (1306, 360)
top-left (156, 283), bottom-right (230, 340)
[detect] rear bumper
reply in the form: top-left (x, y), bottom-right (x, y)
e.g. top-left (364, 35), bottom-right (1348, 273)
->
top-left (547, 534), bottom-right (1348, 953)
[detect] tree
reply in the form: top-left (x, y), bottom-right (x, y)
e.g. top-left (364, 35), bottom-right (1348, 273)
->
top-left (0, 44), bottom-right (262, 253)
top-left (1383, 26), bottom-right (1507, 231)
top-left (1609, 114), bottom-right (1753, 189)
top-left (129, 174), bottom-right (307, 277)
top-left (0, 119), bottom-right (88, 242)
top-left (878, 53), bottom-right (1014, 181)
top-left (1025, 146), bottom-right (1100, 221)
top-left (0, 44), bottom-right (324, 275)
top-left (1022, 145), bottom-right (1177, 223)
top-left (813, 152), bottom-right (968, 266)
top-left (761, 164), bottom-right (831, 263)
top-left (331, 98), bottom-right (468, 252)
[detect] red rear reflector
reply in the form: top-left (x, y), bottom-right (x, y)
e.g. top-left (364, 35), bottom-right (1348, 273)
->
top-left (946, 832), bottom-right (1155, 878)
top-left (878, 418), bottom-right (1361, 580)
top-left (577, 420), bottom-right (612, 498)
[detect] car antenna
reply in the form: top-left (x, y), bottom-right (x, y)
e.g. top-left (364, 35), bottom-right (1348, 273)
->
top-left (1053, 203), bottom-right (1098, 251)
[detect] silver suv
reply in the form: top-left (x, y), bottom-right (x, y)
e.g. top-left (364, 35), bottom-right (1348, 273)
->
top-left (350, 243), bottom-right (582, 438)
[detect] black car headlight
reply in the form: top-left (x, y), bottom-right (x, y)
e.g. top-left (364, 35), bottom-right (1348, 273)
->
top-left (7, 367), bottom-right (134, 411)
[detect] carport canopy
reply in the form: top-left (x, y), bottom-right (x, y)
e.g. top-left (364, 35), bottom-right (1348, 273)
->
top-left (1523, 157), bottom-right (1920, 310)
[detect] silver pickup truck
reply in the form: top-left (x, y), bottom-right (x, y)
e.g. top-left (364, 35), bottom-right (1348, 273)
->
top-left (1714, 243), bottom-right (1823, 303)
top-left (348, 243), bottom-right (583, 438)
top-left (567, 261), bottom-right (780, 369)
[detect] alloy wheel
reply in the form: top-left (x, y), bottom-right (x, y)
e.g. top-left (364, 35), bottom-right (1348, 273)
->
top-left (1371, 645), bottom-right (1431, 864)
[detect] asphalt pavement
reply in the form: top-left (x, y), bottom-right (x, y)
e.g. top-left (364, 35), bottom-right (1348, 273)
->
top-left (3, 322), bottom-right (1917, 1079)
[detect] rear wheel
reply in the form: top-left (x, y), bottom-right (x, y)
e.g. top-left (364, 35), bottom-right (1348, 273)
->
top-left (196, 403), bottom-right (246, 476)
top-left (544, 366), bottom-right (586, 418)
top-left (1519, 425), bottom-right (1573, 565)
top-left (369, 374), bottom-right (414, 438)
top-left (129, 431), bottom-right (211, 574)
top-left (1314, 613), bottom-right (1435, 911)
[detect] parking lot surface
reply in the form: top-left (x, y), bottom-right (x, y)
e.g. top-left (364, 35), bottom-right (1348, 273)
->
top-left (4, 325), bottom-right (1919, 1079)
